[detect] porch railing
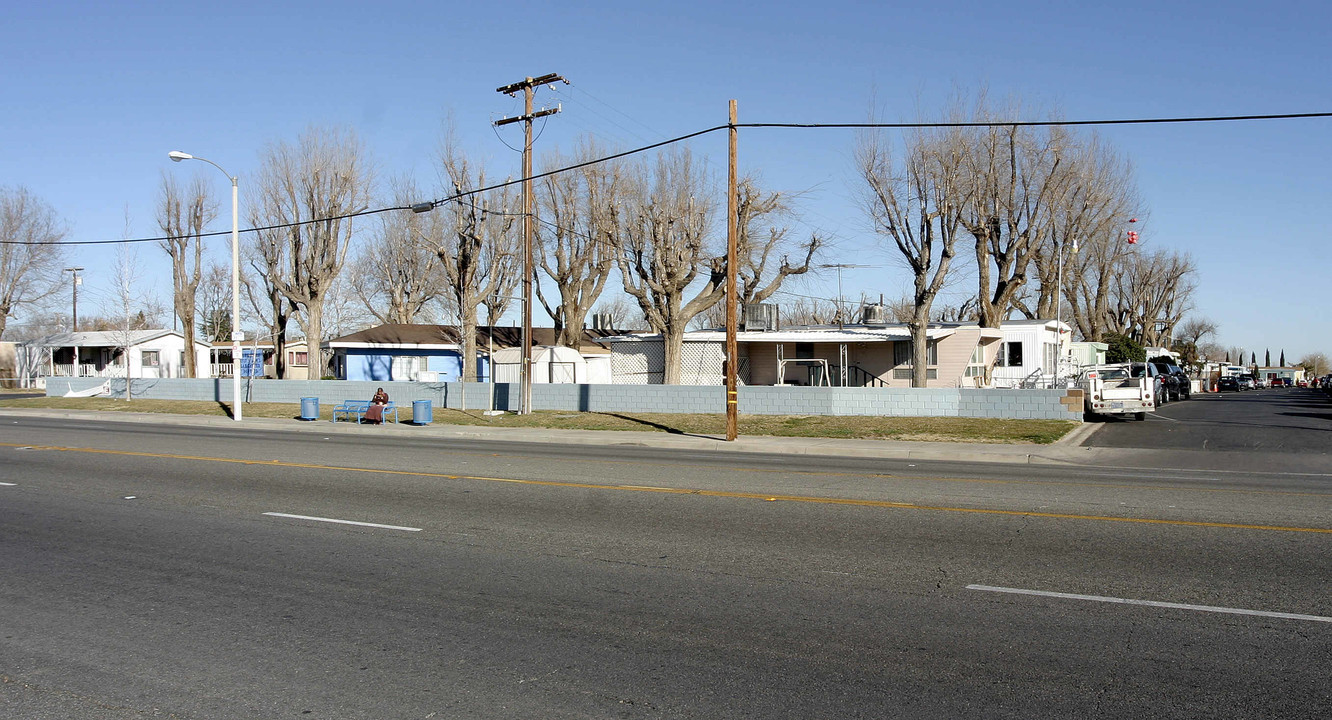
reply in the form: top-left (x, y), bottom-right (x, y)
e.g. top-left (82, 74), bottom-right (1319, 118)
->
top-left (51, 364), bottom-right (127, 378)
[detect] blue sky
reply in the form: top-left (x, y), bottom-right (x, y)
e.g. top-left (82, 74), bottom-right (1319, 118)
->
top-left (3, 1), bottom-right (1329, 360)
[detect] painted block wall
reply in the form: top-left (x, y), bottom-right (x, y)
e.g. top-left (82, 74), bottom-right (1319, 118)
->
top-left (46, 378), bottom-right (1082, 421)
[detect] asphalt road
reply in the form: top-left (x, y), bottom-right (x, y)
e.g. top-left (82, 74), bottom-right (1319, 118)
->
top-left (2, 415), bottom-right (1330, 718)
top-left (1087, 386), bottom-right (1332, 453)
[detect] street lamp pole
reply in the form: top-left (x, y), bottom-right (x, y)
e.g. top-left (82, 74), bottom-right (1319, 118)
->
top-left (168, 151), bottom-right (242, 422)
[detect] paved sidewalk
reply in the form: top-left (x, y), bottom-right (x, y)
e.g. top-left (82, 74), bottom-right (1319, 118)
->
top-left (0, 407), bottom-right (1101, 466)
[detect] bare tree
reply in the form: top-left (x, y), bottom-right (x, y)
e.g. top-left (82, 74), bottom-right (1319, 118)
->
top-left (0, 186), bottom-right (66, 340)
top-left (535, 139), bottom-right (626, 347)
top-left (590, 295), bottom-right (645, 331)
top-left (1106, 248), bottom-right (1196, 346)
top-left (960, 110), bottom-right (1073, 329)
top-left (156, 174), bottom-right (215, 377)
top-left (323, 273), bottom-right (375, 341)
top-left (856, 125), bottom-right (967, 387)
top-left (427, 139), bottom-right (520, 382)
top-left (780, 296), bottom-right (840, 327)
top-left (1298, 352), bottom-right (1329, 377)
top-left (105, 245), bottom-right (148, 399)
top-left (350, 178), bottom-right (447, 324)
top-left (196, 261), bottom-right (231, 343)
top-left (250, 126), bottom-right (373, 377)
top-left (731, 178), bottom-right (822, 307)
top-left (1176, 316), bottom-right (1218, 350)
top-left (243, 232), bottom-right (296, 379)
top-left (614, 148), bottom-right (725, 385)
top-left (1025, 135), bottom-right (1137, 326)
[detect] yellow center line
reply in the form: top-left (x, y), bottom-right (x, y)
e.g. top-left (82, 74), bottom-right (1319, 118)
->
top-left (387, 443), bottom-right (1332, 498)
top-left (4, 441), bottom-right (1331, 535)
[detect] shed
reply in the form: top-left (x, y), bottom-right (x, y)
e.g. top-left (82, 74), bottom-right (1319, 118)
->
top-left (492, 345), bottom-right (590, 384)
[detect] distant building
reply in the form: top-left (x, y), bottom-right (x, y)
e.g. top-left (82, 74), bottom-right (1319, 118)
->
top-left (323, 324), bottom-right (618, 382)
top-left (19, 330), bottom-right (212, 381)
top-left (601, 318), bottom-right (1073, 388)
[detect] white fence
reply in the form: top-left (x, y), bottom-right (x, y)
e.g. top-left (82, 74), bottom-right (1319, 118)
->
top-left (51, 363), bottom-right (127, 378)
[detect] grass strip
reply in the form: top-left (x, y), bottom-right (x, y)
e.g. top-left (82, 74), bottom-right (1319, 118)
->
top-left (0, 396), bottom-right (1077, 444)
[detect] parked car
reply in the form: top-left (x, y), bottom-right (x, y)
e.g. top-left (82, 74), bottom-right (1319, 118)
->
top-left (1130, 362), bottom-right (1166, 406)
top-left (1270, 378), bottom-right (1286, 388)
top-left (1150, 362), bottom-right (1178, 403)
top-left (1079, 363), bottom-right (1156, 420)
top-left (1166, 364), bottom-right (1191, 400)
top-left (1218, 376), bottom-right (1241, 391)
top-left (1238, 376), bottom-right (1256, 391)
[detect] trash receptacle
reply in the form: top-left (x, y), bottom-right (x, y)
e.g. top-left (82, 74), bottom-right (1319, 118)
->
top-left (412, 399), bottom-right (432, 425)
top-left (299, 397), bottom-right (319, 421)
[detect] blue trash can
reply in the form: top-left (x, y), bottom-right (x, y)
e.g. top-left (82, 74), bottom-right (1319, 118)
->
top-left (412, 399), bottom-right (433, 425)
top-left (299, 397), bottom-right (319, 421)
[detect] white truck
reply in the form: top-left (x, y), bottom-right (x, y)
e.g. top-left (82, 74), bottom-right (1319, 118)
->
top-left (1078, 362), bottom-right (1159, 420)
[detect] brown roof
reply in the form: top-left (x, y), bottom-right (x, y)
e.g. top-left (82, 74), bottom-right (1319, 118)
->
top-left (325, 324), bottom-right (620, 353)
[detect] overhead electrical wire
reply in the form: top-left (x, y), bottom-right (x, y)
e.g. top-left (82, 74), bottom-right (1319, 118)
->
top-left (6, 110), bottom-right (1332, 247)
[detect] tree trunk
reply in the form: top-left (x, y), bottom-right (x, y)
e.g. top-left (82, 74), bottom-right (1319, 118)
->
top-left (661, 325), bottom-right (686, 385)
top-left (459, 293), bottom-right (478, 383)
top-left (304, 302), bottom-right (323, 381)
top-left (909, 311), bottom-right (930, 389)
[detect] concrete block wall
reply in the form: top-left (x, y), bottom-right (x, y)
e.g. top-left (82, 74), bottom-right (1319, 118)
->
top-left (46, 378), bottom-right (1082, 421)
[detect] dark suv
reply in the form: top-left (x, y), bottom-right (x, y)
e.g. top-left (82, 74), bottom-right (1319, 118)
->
top-left (1150, 362), bottom-right (1180, 403)
top-left (1165, 364), bottom-right (1191, 400)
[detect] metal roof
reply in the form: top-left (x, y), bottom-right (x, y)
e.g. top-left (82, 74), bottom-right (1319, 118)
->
top-left (603, 324), bottom-right (961, 344)
top-left (26, 329), bottom-right (181, 347)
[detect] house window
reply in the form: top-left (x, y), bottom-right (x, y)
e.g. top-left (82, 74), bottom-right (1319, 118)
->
top-left (965, 346), bottom-right (987, 377)
top-left (290, 351), bottom-right (309, 366)
top-left (996, 341), bottom-right (1023, 368)
top-left (1043, 342), bottom-right (1059, 372)
top-left (391, 355), bottom-right (423, 381)
top-left (893, 340), bottom-right (937, 366)
top-left (142, 350), bottom-right (160, 367)
top-left (893, 368), bottom-right (937, 380)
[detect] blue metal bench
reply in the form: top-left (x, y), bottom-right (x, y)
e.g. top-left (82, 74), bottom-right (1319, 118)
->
top-left (331, 400), bottom-right (398, 424)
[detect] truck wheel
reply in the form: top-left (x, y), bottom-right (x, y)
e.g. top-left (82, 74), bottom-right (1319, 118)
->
top-left (1134, 412), bottom-right (1147, 421)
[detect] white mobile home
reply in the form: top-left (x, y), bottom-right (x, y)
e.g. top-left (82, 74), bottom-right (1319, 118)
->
top-left (23, 330), bottom-right (213, 381)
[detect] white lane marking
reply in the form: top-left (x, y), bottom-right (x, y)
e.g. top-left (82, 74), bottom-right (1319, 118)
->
top-left (0, 482), bottom-right (16, 486)
top-left (967, 584), bottom-right (1332, 624)
top-left (263, 512), bottom-right (421, 532)
top-left (124, 496), bottom-right (136, 500)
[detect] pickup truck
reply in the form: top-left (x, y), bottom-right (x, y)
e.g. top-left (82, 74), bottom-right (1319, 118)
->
top-left (1078, 362), bottom-right (1158, 420)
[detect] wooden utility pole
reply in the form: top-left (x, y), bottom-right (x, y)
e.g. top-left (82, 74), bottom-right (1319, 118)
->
top-left (725, 100), bottom-right (739, 441)
top-left (496, 73), bottom-right (565, 415)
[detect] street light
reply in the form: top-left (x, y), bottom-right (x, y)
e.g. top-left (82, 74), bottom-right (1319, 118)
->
top-left (169, 151), bottom-right (243, 422)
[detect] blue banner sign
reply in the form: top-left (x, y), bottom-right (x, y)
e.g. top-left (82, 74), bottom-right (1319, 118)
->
top-left (240, 348), bottom-right (264, 378)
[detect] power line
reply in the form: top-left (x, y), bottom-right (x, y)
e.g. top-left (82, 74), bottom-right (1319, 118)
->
top-left (6, 109), bottom-right (1332, 247)
top-left (736, 111), bottom-right (1332, 129)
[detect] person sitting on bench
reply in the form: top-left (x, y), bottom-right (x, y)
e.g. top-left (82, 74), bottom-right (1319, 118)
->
top-left (364, 387), bottom-right (389, 424)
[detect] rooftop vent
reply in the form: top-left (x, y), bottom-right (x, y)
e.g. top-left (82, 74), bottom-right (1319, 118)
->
top-left (861, 304), bottom-right (889, 326)
top-left (741, 303), bottom-right (779, 332)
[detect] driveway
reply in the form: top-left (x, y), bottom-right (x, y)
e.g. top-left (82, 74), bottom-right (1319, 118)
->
top-left (1085, 387), bottom-right (1332, 453)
